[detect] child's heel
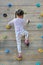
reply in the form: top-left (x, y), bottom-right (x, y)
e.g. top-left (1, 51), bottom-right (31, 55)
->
top-left (16, 55), bottom-right (23, 61)
top-left (16, 57), bottom-right (22, 61)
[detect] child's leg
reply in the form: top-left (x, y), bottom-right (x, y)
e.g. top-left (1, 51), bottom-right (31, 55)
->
top-left (16, 33), bottom-right (22, 59)
top-left (24, 31), bottom-right (29, 40)
top-left (16, 36), bottom-right (21, 54)
top-left (24, 31), bottom-right (30, 46)
top-left (21, 30), bottom-right (29, 46)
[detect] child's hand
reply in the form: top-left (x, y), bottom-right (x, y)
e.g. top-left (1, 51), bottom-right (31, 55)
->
top-left (27, 20), bottom-right (30, 24)
top-left (6, 25), bottom-right (12, 29)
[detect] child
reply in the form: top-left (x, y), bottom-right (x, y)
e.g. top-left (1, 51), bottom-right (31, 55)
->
top-left (6, 9), bottom-right (30, 60)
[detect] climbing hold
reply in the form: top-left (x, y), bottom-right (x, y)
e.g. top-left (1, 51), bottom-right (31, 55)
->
top-left (3, 13), bottom-right (7, 17)
top-left (36, 3), bottom-right (41, 7)
top-left (38, 48), bottom-right (43, 53)
top-left (6, 25), bottom-right (12, 29)
top-left (3, 35), bottom-right (7, 39)
top-left (8, 3), bottom-right (12, 7)
top-left (16, 57), bottom-right (23, 61)
top-left (41, 36), bottom-right (43, 38)
top-left (40, 12), bottom-right (43, 17)
top-left (37, 23), bottom-right (42, 29)
top-left (1, 64), bottom-right (4, 65)
top-left (36, 62), bottom-right (41, 65)
top-left (5, 49), bottom-right (10, 54)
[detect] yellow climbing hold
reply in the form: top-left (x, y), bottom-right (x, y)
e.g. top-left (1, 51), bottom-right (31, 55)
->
top-left (38, 49), bottom-right (43, 53)
top-left (16, 57), bottom-right (22, 61)
top-left (6, 25), bottom-right (11, 29)
top-left (40, 12), bottom-right (43, 17)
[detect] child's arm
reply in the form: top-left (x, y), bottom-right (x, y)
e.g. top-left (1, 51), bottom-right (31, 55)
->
top-left (6, 19), bottom-right (14, 29)
top-left (8, 19), bottom-right (14, 26)
top-left (26, 19), bottom-right (30, 24)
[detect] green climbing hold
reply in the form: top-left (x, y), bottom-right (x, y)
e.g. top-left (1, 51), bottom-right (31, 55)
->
top-left (3, 35), bottom-right (7, 39)
top-left (36, 3), bottom-right (41, 7)
top-left (37, 23), bottom-right (42, 29)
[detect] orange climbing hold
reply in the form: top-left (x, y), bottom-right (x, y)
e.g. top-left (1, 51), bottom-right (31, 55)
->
top-left (38, 49), bottom-right (43, 53)
top-left (40, 12), bottom-right (43, 17)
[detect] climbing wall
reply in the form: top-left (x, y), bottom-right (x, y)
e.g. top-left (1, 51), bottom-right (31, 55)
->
top-left (0, 0), bottom-right (43, 65)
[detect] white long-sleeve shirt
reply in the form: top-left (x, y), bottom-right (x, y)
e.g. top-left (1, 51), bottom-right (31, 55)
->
top-left (8, 18), bottom-right (28, 33)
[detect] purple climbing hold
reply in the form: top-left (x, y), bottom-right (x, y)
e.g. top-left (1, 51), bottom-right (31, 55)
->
top-left (3, 13), bottom-right (7, 17)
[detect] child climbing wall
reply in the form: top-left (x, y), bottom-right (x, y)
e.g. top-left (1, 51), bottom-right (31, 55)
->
top-left (0, 0), bottom-right (43, 65)
top-left (6, 9), bottom-right (30, 60)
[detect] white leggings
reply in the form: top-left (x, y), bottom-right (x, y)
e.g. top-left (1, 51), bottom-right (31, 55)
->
top-left (16, 30), bottom-right (29, 53)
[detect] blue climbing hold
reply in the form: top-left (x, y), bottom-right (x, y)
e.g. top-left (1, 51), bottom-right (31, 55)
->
top-left (8, 3), bottom-right (12, 7)
top-left (5, 49), bottom-right (10, 54)
top-left (41, 36), bottom-right (43, 38)
top-left (36, 3), bottom-right (41, 7)
top-left (1, 64), bottom-right (4, 65)
top-left (37, 23), bottom-right (42, 29)
top-left (36, 62), bottom-right (41, 65)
